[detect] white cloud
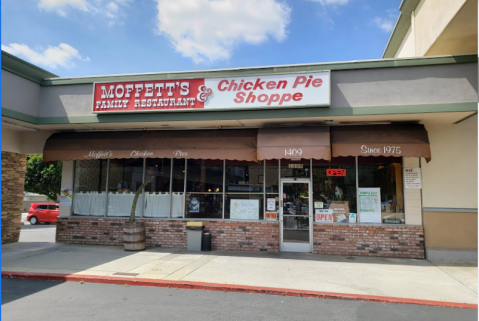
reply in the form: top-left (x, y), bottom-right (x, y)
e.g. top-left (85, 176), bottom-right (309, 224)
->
top-left (155, 0), bottom-right (291, 63)
top-left (38, 0), bottom-right (91, 13)
top-left (37, 0), bottom-right (131, 25)
top-left (373, 9), bottom-right (398, 33)
top-left (1, 43), bottom-right (90, 69)
top-left (307, 0), bottom-right (349, 6)
top-left (373, 17), bottom-right (394, 32)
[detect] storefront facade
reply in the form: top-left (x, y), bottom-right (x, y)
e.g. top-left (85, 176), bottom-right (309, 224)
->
top-left (2, 51), bottom-right (477, 259)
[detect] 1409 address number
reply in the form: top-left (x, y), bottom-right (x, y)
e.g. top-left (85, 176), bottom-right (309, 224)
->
top-left (285, 148), bottom-right (303, 157)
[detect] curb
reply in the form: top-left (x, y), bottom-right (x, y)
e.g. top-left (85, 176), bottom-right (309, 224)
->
top-left (2, 271), bottom-right (477, 309)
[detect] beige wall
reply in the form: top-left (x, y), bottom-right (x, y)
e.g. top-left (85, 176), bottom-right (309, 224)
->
top-left (395, 25), bottom-right (415, 58)
top-left (423, 211), bottom-right (477, 250)
top-left (422, 115), bottom-right (478, 209)
top-left (413, 0), bottom-right (466, 56)
top-left (1, 128), bottom-right (53, 154)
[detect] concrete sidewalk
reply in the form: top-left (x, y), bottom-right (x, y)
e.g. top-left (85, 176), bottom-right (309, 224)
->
top-left (1, 241), bottom-right (477, 307)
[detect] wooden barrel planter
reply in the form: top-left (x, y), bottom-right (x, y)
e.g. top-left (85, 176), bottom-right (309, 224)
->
top-left (123, 221), bottom-right (146, 251)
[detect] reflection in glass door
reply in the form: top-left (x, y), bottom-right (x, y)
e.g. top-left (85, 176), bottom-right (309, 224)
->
top-left (280, 180), bottom-right (312, 252)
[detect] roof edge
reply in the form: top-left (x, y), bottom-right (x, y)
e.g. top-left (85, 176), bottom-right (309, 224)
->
top-left (41, 54), bottom-right (477, 86)
top-left (1, 50), bottom-right (58, 84)
top-left (382, 0), bottom-right (421, 58)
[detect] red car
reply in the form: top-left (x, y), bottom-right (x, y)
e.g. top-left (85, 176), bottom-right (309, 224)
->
top-left (27, 203), bottom-right (60, 225)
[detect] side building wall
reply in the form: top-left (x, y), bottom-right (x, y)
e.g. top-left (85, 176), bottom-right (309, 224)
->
top-left (1, 151), bottom-right (27, 244)
top-left (422, 115), bottom-right (478, 261)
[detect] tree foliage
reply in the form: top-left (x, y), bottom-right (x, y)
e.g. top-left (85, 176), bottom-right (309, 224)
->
top-left (24, 155), bottom-right (62, 201)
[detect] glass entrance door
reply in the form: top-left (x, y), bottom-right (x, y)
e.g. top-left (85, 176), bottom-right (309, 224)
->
top-left (280, 179), bottom-right (312, 252)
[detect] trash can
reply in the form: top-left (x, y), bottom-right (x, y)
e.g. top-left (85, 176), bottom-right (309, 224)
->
top-left (186, 222), bottom-right (204, 251)
top-left (201, 232), bottom-right (211, 251)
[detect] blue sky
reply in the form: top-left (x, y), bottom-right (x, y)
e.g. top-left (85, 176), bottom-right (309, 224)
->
top-left (1, 0), bottom-right (401, 78)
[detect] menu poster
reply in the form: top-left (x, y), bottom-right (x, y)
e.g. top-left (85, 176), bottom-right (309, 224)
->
top-left (230, 199), bottom-right (260, 220)
top-left (358, 188), bottom-right (381, 223)
top-left (404, 168), bottom-right (422, 189)
top-left (267, 198), bottom-right (276, 211)
top-left (330, 201), bottom-right (350, 223)
top-left (60, 188), bottom-right (72, 206)
top-left (189, 196), bottom-right (200, 213)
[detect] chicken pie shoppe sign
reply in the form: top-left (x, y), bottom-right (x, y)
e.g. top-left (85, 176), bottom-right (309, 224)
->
top-left (92, 72), bottom-right (330, 113)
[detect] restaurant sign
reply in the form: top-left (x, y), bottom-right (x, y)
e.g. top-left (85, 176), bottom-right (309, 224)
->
top-left (92, 71), bottom-right (330, 113)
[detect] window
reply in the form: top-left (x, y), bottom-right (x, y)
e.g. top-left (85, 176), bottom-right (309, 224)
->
top-left (107, 159), bottom-right (144, 217)
top-left (358, 157), bottom-right (404, 224)
top-left (265, 160), bottom-right (279, 219)
top-left (144, 158), bottom-right (171, 218)
top-left (225, 160), bottom-right (264, 220)
top-left (280, 159), bottom-right (310, 178)
top-left (185, 160), bottom-right (223, 219)
top-left (73, 160), bottom-right (108, 216)
top-left (312, 158), bottom-right (357, 224)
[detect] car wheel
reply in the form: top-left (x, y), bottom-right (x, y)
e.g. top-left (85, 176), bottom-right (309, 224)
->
top-left (44, 222), bottom-right (51, 225)
top-left (30, 216), bottom-right (38, 225)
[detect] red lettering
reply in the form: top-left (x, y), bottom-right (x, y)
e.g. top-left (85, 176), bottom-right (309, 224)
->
top-left (258, 94), bottom-right (268, 103)
top-left (278, 93), bottom-right (291, 105)
top-left (267, 94), bottom-right (280, 106)
top-left (244, 82), bottom-right (253, 90)
top-left (266, 81), bottom-right (276, 90)
top-left (246, 92), bottom-right (256, 103)
top-left (253, 78), bottom-right (265, 90)
top-left (218, 80), bottom-right (229, 92)
top-left (305, 75), bottom-right (313, 87)
top-left (228, 79), bottom-right (238, 91)
top-left (276, 80), bottom-right (287, 89)
top-left (293, 76), bottom-right (306, 88)
top-left (292, 93), bottom-right (303, 101)
top-left (234, 92), bottom-right (245, 103)
top-left (238, 80), bottom-right (245, 91)
top-left (312, 78), bottom-right (322, 87)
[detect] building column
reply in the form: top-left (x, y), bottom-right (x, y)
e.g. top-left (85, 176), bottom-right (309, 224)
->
top-left (1, 151), bottom-right (27, 244)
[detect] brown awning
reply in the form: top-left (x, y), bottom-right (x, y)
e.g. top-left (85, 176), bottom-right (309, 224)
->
top-left (257, 126), bottom-right (331, 161)
top-left (43, 129), bottom-right (258, 162)
top-left (331, 124), bottom-right (431, 162)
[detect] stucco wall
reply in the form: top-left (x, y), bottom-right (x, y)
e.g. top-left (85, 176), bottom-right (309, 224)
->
top-left (35, 63), bottom-right (478, 118)
top-left (423, 211), bottom-right (477, 250)
top-left (414, 0), bottom-right (466, 56)
top-left (1, 70), bottom-right (41, 117)
top-left (1, 128), bottom-right (53, 154)
top-left (422, 115), bottom-right (478, 209)
top-left (395, 25), bottom-right (416, 58)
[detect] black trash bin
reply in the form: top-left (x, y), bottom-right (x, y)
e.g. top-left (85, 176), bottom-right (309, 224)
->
top-left (201, 232), bottom-right (211, 251)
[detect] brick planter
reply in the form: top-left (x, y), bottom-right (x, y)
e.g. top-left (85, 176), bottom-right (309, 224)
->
top-left (57, 217), bottom-right (424, 258)
top-left (57, 218), bottom-right (280, 252)
top-left (313, 224), bottom-right (425, 259)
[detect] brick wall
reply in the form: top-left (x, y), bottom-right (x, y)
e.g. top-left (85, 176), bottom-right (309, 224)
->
top-left (204, 221), bottom-right (279, 252)
top-left (57, 217), bottom-right (424, 258)
top-left (313, 224), bottom-right (425, 259)
top-left (1, 152), bottom-right (27, 244)
top-left (56, 218), bottom-right (280, 252)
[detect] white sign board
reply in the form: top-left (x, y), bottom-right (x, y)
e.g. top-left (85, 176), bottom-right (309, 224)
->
top-left (314, 201), bottom-right (324, 209)
top-left (315, 209), bottom-right (334, 223)
top-left (60, 188), bottom-right (72, 206)
top-left (205, 71), bottom-right (330, 110)
top-left (404, 168), bottom-right (422, 189)
top-left (267, 198), bottom-right (276, 211)
top-left (230, 199), bottom-right (260, 220)
top-left (358, 188), bottom-right (381, 223)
